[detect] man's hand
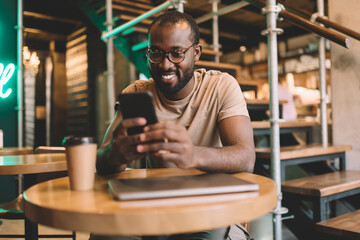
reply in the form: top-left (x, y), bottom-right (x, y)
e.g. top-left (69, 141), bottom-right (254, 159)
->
top-left (136, 121), bottom-right (196, 169)
top-left (110, 117), bottom-right (148, 164)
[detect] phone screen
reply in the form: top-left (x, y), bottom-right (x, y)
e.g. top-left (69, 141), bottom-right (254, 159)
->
top-left (117, 92), bottom-right (158, 135)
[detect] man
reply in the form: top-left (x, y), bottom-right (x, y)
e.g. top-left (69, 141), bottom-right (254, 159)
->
top-left (96, 11), bottom-right (255, 240)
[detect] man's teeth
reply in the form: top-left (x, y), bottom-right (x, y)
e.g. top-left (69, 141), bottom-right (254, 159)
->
top-left (162, 74), bottom-right (175, 80)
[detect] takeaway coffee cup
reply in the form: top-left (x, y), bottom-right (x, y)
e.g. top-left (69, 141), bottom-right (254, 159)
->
top-left (62, 136), bottom-right (97, 191)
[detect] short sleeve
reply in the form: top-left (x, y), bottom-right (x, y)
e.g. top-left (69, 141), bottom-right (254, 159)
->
top-left (217, 73), bottom-right (249, 122)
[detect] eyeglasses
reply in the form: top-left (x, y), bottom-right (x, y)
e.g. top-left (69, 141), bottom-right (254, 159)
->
top-left (145, 44), bottom-right (195, 64)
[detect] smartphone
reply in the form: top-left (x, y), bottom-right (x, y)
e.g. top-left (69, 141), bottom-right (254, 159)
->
top-left (117, 92), bottom-right (158, 135)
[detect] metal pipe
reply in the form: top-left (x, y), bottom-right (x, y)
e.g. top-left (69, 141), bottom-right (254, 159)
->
top-left (196, 1), bottom-right (249, 24)
top-left (278, 1), bottom-right (360, 41)
top-left (244, 0), bottom-right (350, 48)
top-left (317, 0), bottom-right (328, 147)
top-left (101, 0), bottom-right (176, 40)
top-left (17, 0), bottom-right (23, 148)
top-left (279, 10), bottom-right (350, 48)
top-left (17, 0), bottom-right (24, 194)
top-left (212, 0), bottom-right (220, 63)
top-left (263, 1), bottom-right (282, 239)
top-left (106, 0), bottom-right (115, 121)
top-left (176, 0), bottom-right (186, 12)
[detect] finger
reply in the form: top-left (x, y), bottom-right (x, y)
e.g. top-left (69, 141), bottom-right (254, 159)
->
top-left (137, 142), bottom-right (186, 154)
top-left (113, 117), bottom-right (146, 138)
top-left (144, 121), bottom-right (185, 132)
top-left (122, 117), bottom-right (147, 129)
top-left (122, 153), bottom-right (146, 164)
top-left (139, 128), bottom-right (188, 143)
top-left (151, 152), bottom-right (190, 168)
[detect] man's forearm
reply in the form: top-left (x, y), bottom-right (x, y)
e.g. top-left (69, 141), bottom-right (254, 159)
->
top-left (193, 145), bottom-right (255, 173)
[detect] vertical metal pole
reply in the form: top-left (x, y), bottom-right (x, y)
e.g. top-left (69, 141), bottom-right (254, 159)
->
top-left (176, 0), bottom-right (186, 13)
top-left (317, 0), bottom-right (328, 147)
top-left (17, 0), bottom-right (23, 147)
top-left (106, 0), bottom-right (115, 121)
top-left (262, 1), bottom-right (283, 239)
top-left (17, 0), bottom-right (24, 195)
top-left (212, 0), bottom-right (220, 63)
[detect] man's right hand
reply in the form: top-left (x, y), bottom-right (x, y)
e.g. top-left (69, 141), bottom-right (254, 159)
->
top-left (96, 115), bottom-right (148, 176)
top-left (110, 117), bottom-right (148, 165)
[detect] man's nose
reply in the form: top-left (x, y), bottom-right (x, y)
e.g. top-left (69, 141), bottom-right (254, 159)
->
top-left (159, 54), bottom-right (175, 69)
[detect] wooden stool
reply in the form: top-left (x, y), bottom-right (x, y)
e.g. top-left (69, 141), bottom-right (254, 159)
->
top-left (282, 170), bottom-right (360, 222)
top-left (316, 209), bottom-right (360, 239)
top-left (256, 144), bottom-right (352, 181)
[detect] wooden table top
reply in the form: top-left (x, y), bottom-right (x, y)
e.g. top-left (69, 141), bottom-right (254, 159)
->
top-left (23, 168), bottom-right (277, 236)
top-left (252, 120), bottom-right (320, 129)
top-left (282, 170), bottom-right (360, 197)
top-left (0, 153), bottom-right (67, 175)
top-left (256, 144), bottom-right (352, 160)
top-left (0, 147), bottom-right (34, 156)
top-left (246, 99), bottom-right (287, 105)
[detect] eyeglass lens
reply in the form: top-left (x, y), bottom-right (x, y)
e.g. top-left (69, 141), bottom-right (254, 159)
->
top-left (148, 50), bottom-right (185, 64)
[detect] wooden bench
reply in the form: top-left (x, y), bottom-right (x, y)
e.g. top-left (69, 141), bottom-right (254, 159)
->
top-left (255, 144), bottom-right (352, 181)
top-left (281, 170), bottom-right (360, 222)
top-left (195, 60), bottom-right (241, 79)
top-left (246, 99), bottom-right (287, 120)
top-left (316, 209), bottom-right (360, 239)
top-left (252, 120), bottom-right (320, 143)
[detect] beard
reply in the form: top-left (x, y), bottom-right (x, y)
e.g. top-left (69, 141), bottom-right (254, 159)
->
top-left (150, 61), bottom-right (195, 95)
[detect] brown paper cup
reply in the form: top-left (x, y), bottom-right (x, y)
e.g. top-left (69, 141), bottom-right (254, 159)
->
top-left (63, 136), bottom-right (97, 191)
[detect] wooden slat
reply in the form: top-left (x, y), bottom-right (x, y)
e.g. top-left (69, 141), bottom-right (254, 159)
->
top-left (246, 99), bottom-right (287, 105)
top-left (118, 14), bottom-right (152, 25)
top-left (113, 0), bottom-right (153, 10)
top-left (195, 60), bottom-right (240, 71)
top-left (201, 48), bottom-right (223, 57)
top-left (281, 170), bottom-right (360, 197)
top-left (66, 34), bottom-right (87, 49)
top-left (252, 120), bottom-right (320, 129)
top-left (131, 26), bottom-right (148, 34)
top-left (112, 4), bottom-right (157, 16)
top-left (316, 209), bottom-right (360, 239)
top-left (237, 79), bottom-right (262, 87)
top-left (256, 144), bottom-right (352, 160)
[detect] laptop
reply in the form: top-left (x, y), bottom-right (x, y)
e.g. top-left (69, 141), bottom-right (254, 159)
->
top-left (108, 173), bottom-right (259, 201)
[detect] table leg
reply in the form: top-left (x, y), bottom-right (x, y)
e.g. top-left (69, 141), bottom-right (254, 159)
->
top-left (339, 152), bottom-right (346, 171)
top-left (24, 174), bottom-right (39, 240)
top-left (25, 217), bottom-right (38, 240)
top-left (313, 197), bottom-right (326, 222)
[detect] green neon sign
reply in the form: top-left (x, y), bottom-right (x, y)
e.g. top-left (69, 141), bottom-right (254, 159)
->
top-left (0, 63), bottom-right (14, 99)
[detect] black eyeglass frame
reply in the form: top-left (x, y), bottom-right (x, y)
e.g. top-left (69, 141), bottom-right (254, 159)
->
top-left (145, 44), bottom-right (195, 64)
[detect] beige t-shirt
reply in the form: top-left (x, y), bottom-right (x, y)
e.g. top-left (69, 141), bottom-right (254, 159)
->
top-left (123, 68), bottom-right (249, 151)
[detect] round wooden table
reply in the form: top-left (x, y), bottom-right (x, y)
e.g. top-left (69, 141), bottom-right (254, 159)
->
top-left (23, 168), bottom-right (277, 236)
top-left (0, 153), bottom-right (67, 176)
top-left (0, 147), bottom-right (34, 156)
top-left (0, 153), bottom-right (68, 240)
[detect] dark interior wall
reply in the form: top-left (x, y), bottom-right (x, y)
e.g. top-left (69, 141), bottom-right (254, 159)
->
top-left (0, 0), bottom-right (18, 147)
top-left (51, 52), bottom-right (67, 146)
top-left (0, 0), bottom-right (18, 203)
top-left (86, 22), bottom-right (107, 138)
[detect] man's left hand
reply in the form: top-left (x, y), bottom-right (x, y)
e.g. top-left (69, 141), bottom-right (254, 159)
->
top-left (136, 121), bottom-right (196, 168)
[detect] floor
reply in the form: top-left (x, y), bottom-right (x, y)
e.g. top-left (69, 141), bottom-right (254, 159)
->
top-left (0, 213), bottom-right (298, 240)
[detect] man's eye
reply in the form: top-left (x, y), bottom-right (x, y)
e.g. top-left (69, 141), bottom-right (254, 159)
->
top-left (171, 51), bottom-right (183, 58)
top-left (150, 51), bottom-right (162, 57)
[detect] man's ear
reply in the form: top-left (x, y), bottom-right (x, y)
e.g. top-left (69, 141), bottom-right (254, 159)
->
top-left (194, 44), bottom-right (202, 62)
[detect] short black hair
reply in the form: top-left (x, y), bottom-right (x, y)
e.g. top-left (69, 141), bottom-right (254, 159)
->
top-left (148, 11), bottom-right (199, 45)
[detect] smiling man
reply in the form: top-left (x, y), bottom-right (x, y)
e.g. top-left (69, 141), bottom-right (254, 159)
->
top-left (95, 11), bottom-right (255, 240)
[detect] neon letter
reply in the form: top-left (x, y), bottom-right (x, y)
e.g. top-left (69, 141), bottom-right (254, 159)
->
top-left (0, 63), bottom-right (14, 99)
